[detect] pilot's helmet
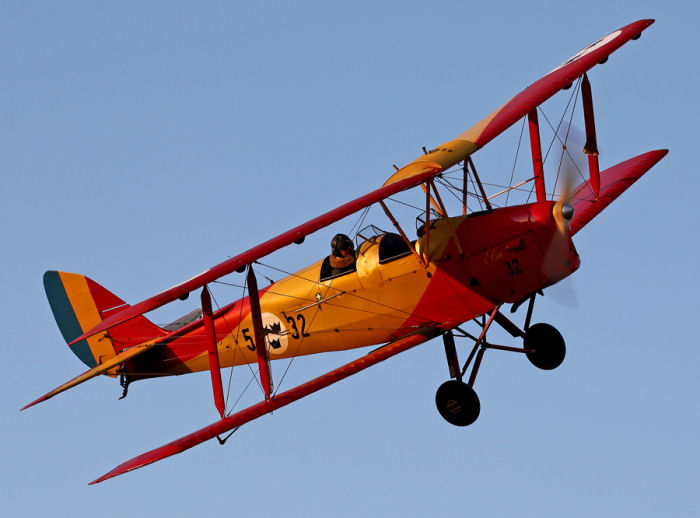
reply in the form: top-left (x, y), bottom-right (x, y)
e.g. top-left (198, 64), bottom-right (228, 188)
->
top-left (331, 233), bottom-right (354, 257)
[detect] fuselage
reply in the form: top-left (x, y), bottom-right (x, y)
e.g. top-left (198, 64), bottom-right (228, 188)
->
top-left (126, 201), bottom-right (579, 379)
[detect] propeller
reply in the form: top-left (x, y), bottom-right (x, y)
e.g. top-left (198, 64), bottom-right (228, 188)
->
top-left (543, 124), bottom-right (586, 290)
top-left (552, 123), bottom-right (586, 217)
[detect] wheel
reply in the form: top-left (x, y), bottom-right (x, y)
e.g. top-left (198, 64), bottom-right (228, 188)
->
top-left (435, 380), bottom-right (480, 426)
top-left (524, 323), bottom-right (566, 370)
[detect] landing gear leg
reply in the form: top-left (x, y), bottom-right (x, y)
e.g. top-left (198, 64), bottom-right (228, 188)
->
top-left (435, 309), bottom-right (499, 427)
top-left (434, 301), bottom-right (567, 426)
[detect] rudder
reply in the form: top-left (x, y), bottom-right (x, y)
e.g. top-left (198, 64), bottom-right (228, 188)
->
top-left (44, 271), bottom-right (166, 369)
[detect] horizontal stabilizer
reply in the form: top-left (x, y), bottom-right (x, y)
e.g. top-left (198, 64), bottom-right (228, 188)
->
top-left (21, 338), bottom-right (163, 411)
top-left (569, 149), bottom-right (668, 236)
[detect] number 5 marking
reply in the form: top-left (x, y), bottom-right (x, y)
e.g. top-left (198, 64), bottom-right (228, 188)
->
top-left (242, 328), bottom-right (255, 351)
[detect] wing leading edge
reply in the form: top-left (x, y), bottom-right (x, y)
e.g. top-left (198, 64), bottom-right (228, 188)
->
top-left (68, 161), bottom-right (443, 347)
top-left (383, 19), bottom-right (656, 187)
top-left (90, 326), bottom-right (445, 484)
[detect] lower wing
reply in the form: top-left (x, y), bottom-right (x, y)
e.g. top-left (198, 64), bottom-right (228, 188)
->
top-left (90, 325), bottom-right (445, 484)
top-left (569, 149), bottom-right (668, 236)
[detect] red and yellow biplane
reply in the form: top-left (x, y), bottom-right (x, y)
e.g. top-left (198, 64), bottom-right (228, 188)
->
top-left (24, 19), bottom-right (667, 483)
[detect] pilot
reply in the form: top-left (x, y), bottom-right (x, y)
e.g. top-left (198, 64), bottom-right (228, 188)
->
top-left (329, 233), bottom-right (356, 276)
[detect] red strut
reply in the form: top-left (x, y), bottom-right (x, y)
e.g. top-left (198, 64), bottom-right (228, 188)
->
top-left (581, 74), bottom-right (600, 199)
top-left (201, 286), bottom-right (226, 418)
top-left (247, 265), bottom-right (273, 401)
top-left (527, 109), bottom-right (547, 202)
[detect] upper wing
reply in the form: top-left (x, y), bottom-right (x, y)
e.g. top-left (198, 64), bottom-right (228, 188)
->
top-left (383, 18), bottom-right (655, 187)
top-left (68, 161), bottom-right (442, 346)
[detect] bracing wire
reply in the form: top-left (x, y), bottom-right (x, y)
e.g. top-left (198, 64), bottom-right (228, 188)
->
top-left (506, 117), bottom-right (527, 206)
top-left (207, 282), bottom-right (262, 413)
top-left (524, 78), bottom-right (582, 202)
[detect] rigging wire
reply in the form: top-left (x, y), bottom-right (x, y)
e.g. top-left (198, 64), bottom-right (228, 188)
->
top-left (227, 372), bottom-right (258, 415)
top-left (536, 91), bottom-right (594, 198)
top-left (467, 167), bottom-right (484, 211)
top-left (269, 272), bottom-right (334, 396)
top-left (435, 176), bottom-right (479, 207)
top-left (542, 76), bottom-right (583, 165)
top-left (385, 196), bottom-right (424, 213)
top-left (214, 279), bottom-right (316, 304)
top-left (505, 116), bottom-right (527, 206)
top-left (552, 82), bottom-right (582, 196)
top-left (524, 78), bottom-right (582, 202)
top-left (348, 205), bottom-right (372, 237)
top-left (208, 283), bottom-right (261, 413)
top-left (254, 260), bottom-right (432, 322)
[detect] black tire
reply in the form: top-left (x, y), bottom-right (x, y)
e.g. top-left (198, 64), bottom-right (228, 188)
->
top-left (524, 323), bottom-right (566, 370)
top-left (435, 380), bottom-right (480, 426)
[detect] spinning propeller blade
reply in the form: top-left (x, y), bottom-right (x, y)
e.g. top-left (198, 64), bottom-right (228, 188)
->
top-left (543, 125), bottom-right (584, 284)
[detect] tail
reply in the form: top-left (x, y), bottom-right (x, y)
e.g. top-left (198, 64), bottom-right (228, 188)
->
top-left (43, 271), bottom-right (167, 369)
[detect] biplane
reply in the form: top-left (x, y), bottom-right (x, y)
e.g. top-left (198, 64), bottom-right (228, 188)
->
top-left (24, 19), bottom-right (667, 484)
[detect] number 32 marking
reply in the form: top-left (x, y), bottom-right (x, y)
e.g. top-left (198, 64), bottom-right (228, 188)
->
top-left (504, 259), bottom-right (523, 277)
top-left (285, 314), bottom-right (311, 339)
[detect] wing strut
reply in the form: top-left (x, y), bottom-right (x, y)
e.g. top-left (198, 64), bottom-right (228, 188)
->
top-left (462, 166), bottom-right (468, 215)
top-left (379, 200), bottom-right (427, 268)
top-left (421, 183), bottom-right (446, 217)
top-left (466, 157), bottom-right (492, 210)
top-left (423, 182), bottom-right (431, 261)
top-left (428, 179), bottom-right (464, 258)
top-left (527, 109), bottom-right (547, 202)
top-left (247, 264), bottom-right (273, 401)
top-left (581, 73), bottom-right (600, 199)
top-left (201, 286), bottom-right (225, 418)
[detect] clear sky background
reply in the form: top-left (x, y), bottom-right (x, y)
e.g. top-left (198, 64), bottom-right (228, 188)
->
top-left (3, 1), bottom-right (698, 517)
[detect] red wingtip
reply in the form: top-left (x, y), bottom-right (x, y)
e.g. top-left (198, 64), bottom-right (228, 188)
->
top-left (20, 394), bottom-right (51, 412)
top-left (636, 19), bottom-right (656, 32)
top-left (90, 444), bottom-right (183, 484)
top-left (89, 458), bottom-right (151, 485)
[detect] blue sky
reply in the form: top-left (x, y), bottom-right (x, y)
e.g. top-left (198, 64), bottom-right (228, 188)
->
top-left (3, 1), bottom-right (698, 516)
